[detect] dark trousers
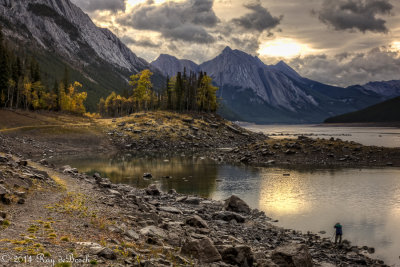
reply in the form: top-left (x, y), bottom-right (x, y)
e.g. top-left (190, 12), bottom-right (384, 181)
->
top-left (335, 234), bottom-right (342, 244)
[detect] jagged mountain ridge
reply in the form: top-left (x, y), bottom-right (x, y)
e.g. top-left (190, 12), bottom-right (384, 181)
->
top-left (0, 0), bottom-right (164, 110)
top-left (151, 47), bottom-right (388, 123)
top-left (151, 54), bottom-right (199, 78)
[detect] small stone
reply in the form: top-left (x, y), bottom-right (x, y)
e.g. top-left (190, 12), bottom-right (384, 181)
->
top-left (213, 211), bottom-right (246, 223)
top-left (125, 230), bottom-right (139, 240)
top-left (186, 215), bottom-right (208, 228)
top-left (158, 206), bottom-right (182, 214)
top-left (17, 160), bottom-right (28, 166)
top-left (17, 198), bottom-right (25, 204)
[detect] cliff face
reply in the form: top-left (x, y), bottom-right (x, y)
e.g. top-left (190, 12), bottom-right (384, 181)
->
top-left (0, 0), bottom-right (150, 72)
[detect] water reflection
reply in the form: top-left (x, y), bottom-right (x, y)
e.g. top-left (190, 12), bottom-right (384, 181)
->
top-left (52, 154), bottom-right (400, 266)
top-left (58, 153), bottom-right (219, 197)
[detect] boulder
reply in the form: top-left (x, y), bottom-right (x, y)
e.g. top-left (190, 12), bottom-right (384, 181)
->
top-left (221, 245), bottom-right (254, 267)
top-left (139, 225), bottom-right (167, 239)
top-left (97, 247), bottom-right (117, 260)
top-left (271, 243), bottom-right (313, 267)
top-left (145, 184), bottom-right (160, 196)
top-left (181, 237), bottom-right (222, 263)
top-left (186, 215), bottom-right (208, 228)
top-left (143, 173), bottom-right (153, 178)
top-left (224, 195), bottom-right (251, 214)
top-left (212, 211), bottom-right (245, 223)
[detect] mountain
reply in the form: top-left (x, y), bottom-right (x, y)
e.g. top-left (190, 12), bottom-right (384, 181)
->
top-left (325, 96), bottom-right (400, 123)
top-left (151, 54), bottom-right (199, 77)
top-left (0, 0), bottom-right (163, 110)
top-left (358, 80), bottom-right (400, 98)
top-left (205, 47), bottom-right (388, 123)
top-left (151, 46), bottom-right (391, 123)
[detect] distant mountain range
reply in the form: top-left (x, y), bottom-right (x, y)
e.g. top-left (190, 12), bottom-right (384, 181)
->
top-left (325, 96), bottom-right (400, 123)
top-left (152, 48), bottom-right (400, 123)
top-left (0, 0), bottom-right (163, 109)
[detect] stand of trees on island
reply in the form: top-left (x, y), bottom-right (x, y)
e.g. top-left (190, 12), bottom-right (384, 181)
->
top-left (0, 28), bottom-right (87, 114)
top-left (99, 69), bottom-right (219, 117)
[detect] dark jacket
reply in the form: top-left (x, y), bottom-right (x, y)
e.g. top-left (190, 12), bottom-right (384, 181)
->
top-left (334, 223), bottom-right (343, 235)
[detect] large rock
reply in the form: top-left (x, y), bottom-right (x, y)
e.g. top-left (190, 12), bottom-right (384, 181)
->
top-left (139, 225), bottom-right (167, 239)
top-left (186, 215), bottom-right (208, 228)
top-left (97, 247), bottom-right (117, 260)
top-left (221, 245), bottom-right (254, 267)
top-left (0, 185), bottom-right (9, 196)
top-left (181, 237), bottom-right (222, 263)
top-left (213, 211), bottom-right (246, 223)
top-left (271, 244), bottom-right (313, 267)
top-left (145, 184), bottom-right (160, 196)
top-left (225, 195), bottom-right (251, 214)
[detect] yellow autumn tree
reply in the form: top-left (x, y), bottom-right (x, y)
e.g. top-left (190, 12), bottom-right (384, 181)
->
top-left (59, 81), bottom-right (87, 114)
top-left (130, 69), bottom-right (153, 111)
top-left (197, 75), bottom-right (218, 112)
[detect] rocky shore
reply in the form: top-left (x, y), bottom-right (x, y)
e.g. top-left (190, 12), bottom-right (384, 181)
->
top-left (0, 110), bottom-right (398, 266)
top-left (0, 154), bottom-right (387, 266)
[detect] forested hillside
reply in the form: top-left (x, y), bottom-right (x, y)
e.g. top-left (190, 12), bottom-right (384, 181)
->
top-left (325, 96), bottom-right (400, 123)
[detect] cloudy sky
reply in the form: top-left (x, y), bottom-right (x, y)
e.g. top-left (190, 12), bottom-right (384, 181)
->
top-left (71, 0), bottom-right (400, 86)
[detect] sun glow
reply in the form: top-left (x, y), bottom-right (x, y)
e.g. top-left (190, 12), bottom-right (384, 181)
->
top-left (391, 41), bottom-right (400, 52)
top-left (258, 38), bottom-right (311, 58)
top-left (127, 0), bottom-right (182, 9)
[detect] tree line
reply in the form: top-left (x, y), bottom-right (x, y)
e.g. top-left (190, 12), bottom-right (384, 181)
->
top-left (99, 68), bottom-right (219, 117)
top-left (0, 27), bottom-right (87, 114)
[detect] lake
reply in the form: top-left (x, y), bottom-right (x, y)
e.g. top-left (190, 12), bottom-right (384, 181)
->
top-left (53, 153), bottom-right (400, 266)
top-left (240, 124), bottom-right (400, 148)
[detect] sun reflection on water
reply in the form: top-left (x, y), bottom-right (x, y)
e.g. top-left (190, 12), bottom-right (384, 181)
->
top-left (258, 170), bottom-right (311, 215)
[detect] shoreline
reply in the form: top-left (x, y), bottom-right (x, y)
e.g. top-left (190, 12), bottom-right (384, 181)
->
top-left (0, 153), bottom-right (388, 266)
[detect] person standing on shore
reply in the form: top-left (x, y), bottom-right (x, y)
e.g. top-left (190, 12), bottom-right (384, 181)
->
top-left (334, 222), bottom-right (343, 244)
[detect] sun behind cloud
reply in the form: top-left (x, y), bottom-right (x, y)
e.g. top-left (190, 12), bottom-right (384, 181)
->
top-left (258, 38), bottom-right (313, 59)
top-left (127, 0), bottom-right (183, 9)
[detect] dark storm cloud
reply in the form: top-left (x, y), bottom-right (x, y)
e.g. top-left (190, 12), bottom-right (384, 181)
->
top-left (121, 36), bottom-right (161, 48)
top-left (72, 0), bottom-right (126, 12)
top-left (117, 0), bottom-right (219, 43)
top-left (315, 0), bottom-right (393, 33)
top-left (289, 47), bottom-right (400, 86)
top-left (232, 1), bottom-right (282, 32)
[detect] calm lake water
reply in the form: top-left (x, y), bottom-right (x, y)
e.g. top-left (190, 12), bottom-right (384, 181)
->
top-left (241, 124), bottom-right (400, 148)
top-left (54, 153), bottom-right (400, 266)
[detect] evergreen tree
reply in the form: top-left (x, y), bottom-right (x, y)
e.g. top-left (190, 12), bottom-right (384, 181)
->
top-left (0, 27), bottom-right (10, 107)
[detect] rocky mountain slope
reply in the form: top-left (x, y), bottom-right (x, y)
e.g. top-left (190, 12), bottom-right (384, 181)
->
top-left (151, 54), bottom-right (199, 78)
top-left (152, 47), bottom-right (387, 123)
top-left (0, 0), bottom-right (163, 110)
top-left (358, 80), bottom-right (400, 98)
